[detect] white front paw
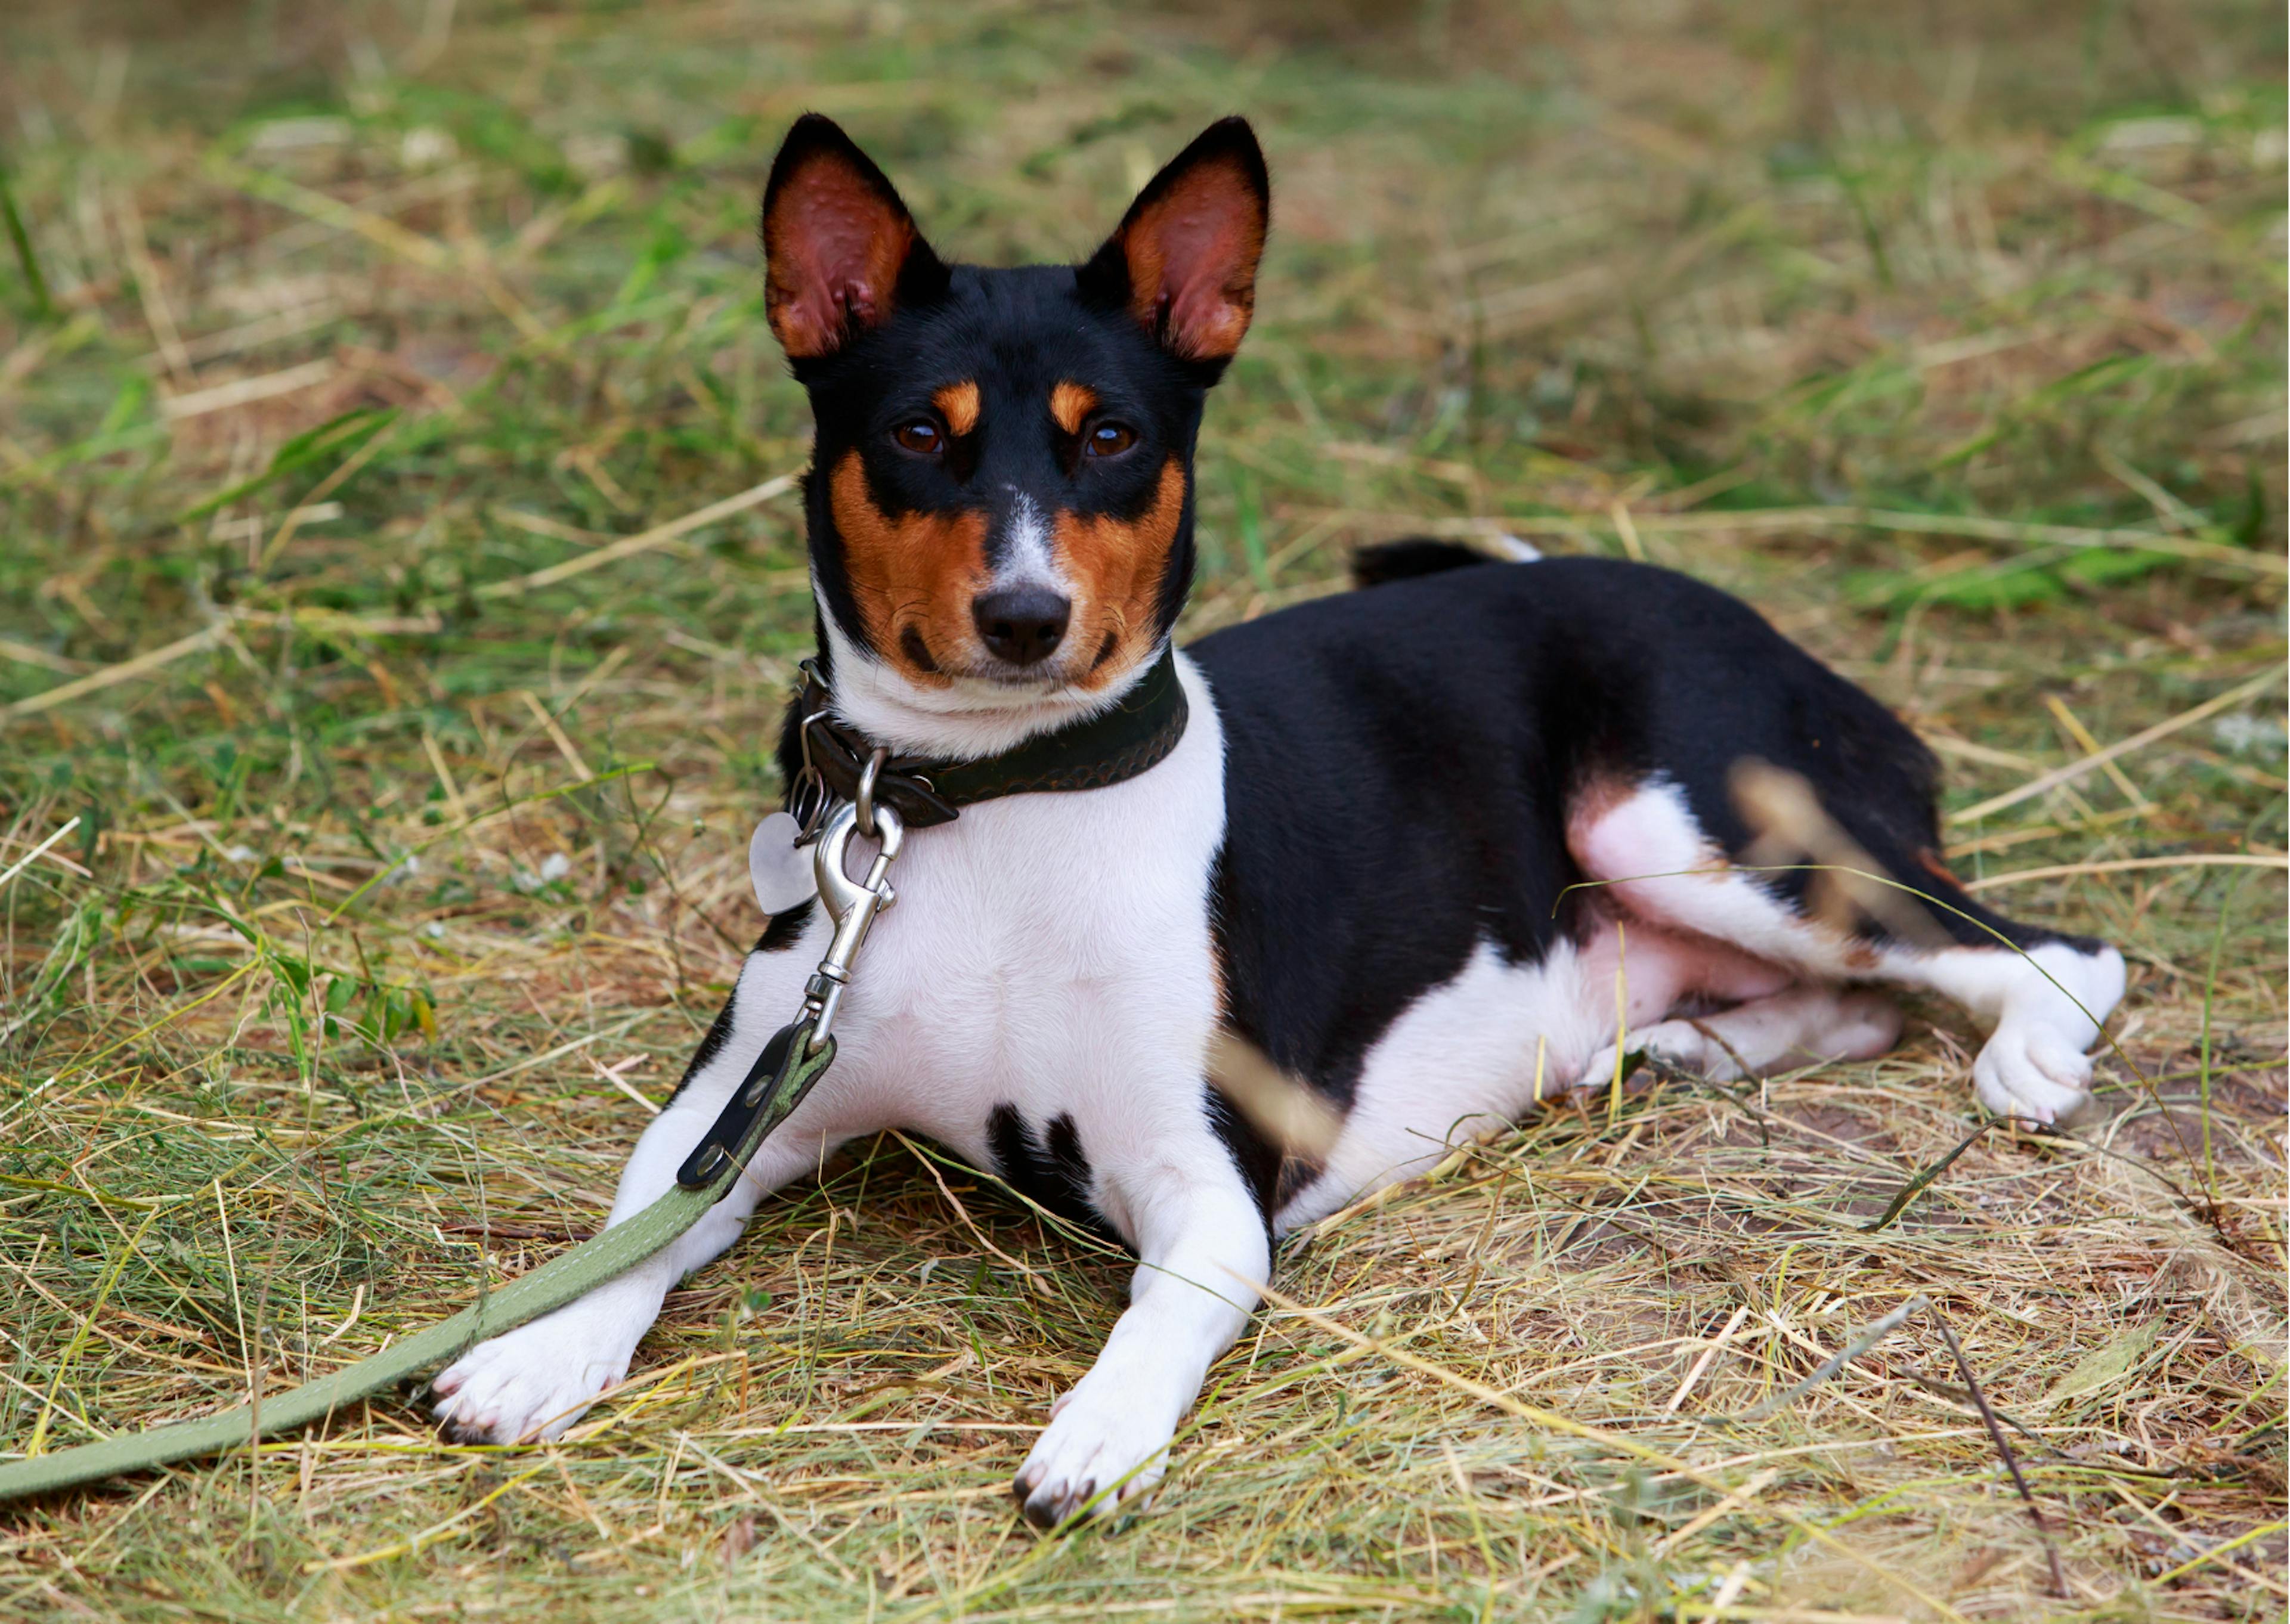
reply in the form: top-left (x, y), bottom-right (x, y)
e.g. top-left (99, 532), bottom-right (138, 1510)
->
top-left (1013, 1378), bottom-right (1176, 1527)
top-left (431, 1309), bottom-right (637, 1443)
top-left (1973, 1021), bottom-right (2096, 1127)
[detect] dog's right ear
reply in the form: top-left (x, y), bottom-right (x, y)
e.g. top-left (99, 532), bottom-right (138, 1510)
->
top-left (762, 114), bottom-right (946, 360)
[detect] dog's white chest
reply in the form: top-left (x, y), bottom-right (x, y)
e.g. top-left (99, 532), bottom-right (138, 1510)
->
top-left (814, 658), bottom-right (1229, 1170)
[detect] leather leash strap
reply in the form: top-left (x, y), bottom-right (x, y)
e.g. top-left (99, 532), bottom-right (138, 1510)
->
top-left (797, 644), bottom-right (1189, 829)
top-left (0, 1030), bottom-right (837, 1504)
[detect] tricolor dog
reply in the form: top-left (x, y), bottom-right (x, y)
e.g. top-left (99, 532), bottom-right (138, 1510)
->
top-left (433, 116), bottom-right (2127, 1524)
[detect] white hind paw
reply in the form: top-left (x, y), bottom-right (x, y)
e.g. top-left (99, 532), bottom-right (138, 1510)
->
top-left (1973, 1021), bottom-right (2096, 1127)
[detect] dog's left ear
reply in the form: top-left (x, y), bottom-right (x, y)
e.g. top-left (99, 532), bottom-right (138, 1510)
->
top-left (1079, 117), bottom-right (1268, 367)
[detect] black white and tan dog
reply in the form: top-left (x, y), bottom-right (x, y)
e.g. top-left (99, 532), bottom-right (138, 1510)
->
top-left (433, 116), bottom-right (2126, 1524)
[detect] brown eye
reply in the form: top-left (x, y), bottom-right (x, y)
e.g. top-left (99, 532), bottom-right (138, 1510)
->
top-left (893, 420), bottom-right (942, 454)
top-left (1085, 422), bottom-right (1137, 458)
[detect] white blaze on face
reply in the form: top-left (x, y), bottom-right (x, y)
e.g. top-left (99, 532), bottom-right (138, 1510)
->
top-left (995, 492), bottom-right (1073, 595)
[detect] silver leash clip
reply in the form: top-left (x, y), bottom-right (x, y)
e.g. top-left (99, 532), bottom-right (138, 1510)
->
top-left (682, 762), bottom-right (907, 1186)
top-left (799, 789), bottom-right (901, 1053)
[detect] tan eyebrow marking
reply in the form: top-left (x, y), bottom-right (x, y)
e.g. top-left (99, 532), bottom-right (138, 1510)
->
top-left (1050, 381), bottom-right (1098, 436)
top-left (932, 380), bottom-right (980, 436)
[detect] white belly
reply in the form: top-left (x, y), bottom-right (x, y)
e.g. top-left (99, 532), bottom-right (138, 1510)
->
top-left (1271, 915), bottom-right (1791, 1231)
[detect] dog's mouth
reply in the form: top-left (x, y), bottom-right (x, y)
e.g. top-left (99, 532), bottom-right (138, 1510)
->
top-left (901, 643), bottom-right (1119, 705)
top-left (889, 605), bottom-right (1134, 697)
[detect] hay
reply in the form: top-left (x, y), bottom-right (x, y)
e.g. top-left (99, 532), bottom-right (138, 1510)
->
top-left (0, 0), bottom-right (2280, 1617)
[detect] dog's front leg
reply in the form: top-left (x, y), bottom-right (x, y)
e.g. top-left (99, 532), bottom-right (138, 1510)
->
top-left (1014, 1159), bottom-right (1269, 1526)
top-left (434, 942), bottom-right (844, 1443)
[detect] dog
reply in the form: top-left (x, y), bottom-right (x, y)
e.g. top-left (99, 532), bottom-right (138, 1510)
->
top-left (432, 115), bottom-right (2127, 1526)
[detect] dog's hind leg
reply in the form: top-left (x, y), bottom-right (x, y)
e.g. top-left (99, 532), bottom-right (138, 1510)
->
top-left (1568, 774), bottom-right (2125, 1125)
top-left (1580, 982), bottom-right (1904, 1089)
top-left (1881, 931), bottom-right (2125, 1126)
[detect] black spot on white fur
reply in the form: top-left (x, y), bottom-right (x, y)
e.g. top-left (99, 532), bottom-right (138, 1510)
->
top-left (987, 1105), bottom-right (1110, 1238)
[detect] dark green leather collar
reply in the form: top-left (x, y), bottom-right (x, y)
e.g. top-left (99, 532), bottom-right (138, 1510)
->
top-left (794, 645), bottom-right (1189, 829)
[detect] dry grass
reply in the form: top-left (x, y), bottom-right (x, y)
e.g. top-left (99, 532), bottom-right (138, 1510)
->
top-left (0, 1), bottom-right (2282, 1619)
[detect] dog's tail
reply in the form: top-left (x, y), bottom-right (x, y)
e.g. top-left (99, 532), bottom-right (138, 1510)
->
top-left (1350, 534), bottom-right (1540, 589)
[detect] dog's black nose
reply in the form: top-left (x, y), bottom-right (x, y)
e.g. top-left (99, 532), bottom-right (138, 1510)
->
top-left (971, 586), bottom-right (1070, 667)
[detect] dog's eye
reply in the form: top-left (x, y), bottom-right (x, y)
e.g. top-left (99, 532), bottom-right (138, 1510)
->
top-left (1085, 422), bottom-right (1137, 458)
top-left (893, 420), bottom-right (943, 455)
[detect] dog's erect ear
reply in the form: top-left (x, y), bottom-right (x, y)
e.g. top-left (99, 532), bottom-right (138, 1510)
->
top-left (1078, 117), bottom-right (1268, 366)
top-left (762, 114), bottom-right (946, 359)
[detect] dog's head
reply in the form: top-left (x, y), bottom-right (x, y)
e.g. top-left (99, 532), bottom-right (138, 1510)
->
top-left (762, 114), bottom-right (1268, 752)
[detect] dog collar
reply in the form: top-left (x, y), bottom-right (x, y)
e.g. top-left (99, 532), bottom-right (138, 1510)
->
top-left (790, 644), bottom-right (1190, 830)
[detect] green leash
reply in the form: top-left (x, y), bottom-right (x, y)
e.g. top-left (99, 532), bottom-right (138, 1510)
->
top-left (0, 1021), bottom-right (837, 1506)
top-left (0, 642), bottom-right (1171, 1505)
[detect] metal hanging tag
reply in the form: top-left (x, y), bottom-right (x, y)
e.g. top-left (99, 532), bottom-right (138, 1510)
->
top-left (748, 811), bottom-right (818, 914)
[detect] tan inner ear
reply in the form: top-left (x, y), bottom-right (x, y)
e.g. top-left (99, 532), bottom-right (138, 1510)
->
top-left (765, 160), bottom-right (917, 359)
top-left (1121, 160), bottom-right (1265, 362)
top-left (1053, 456), bottom-right (1187, 686)
top-left (828, 450), bottom-right (986, 683)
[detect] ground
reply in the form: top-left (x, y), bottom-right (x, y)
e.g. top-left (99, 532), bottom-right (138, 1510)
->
top-left (0, 1), bottom-right (2282, 1619)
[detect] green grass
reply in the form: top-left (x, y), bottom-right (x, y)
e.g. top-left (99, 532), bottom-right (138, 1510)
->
top-left (0, 1), bottom-right (2283, 1619)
